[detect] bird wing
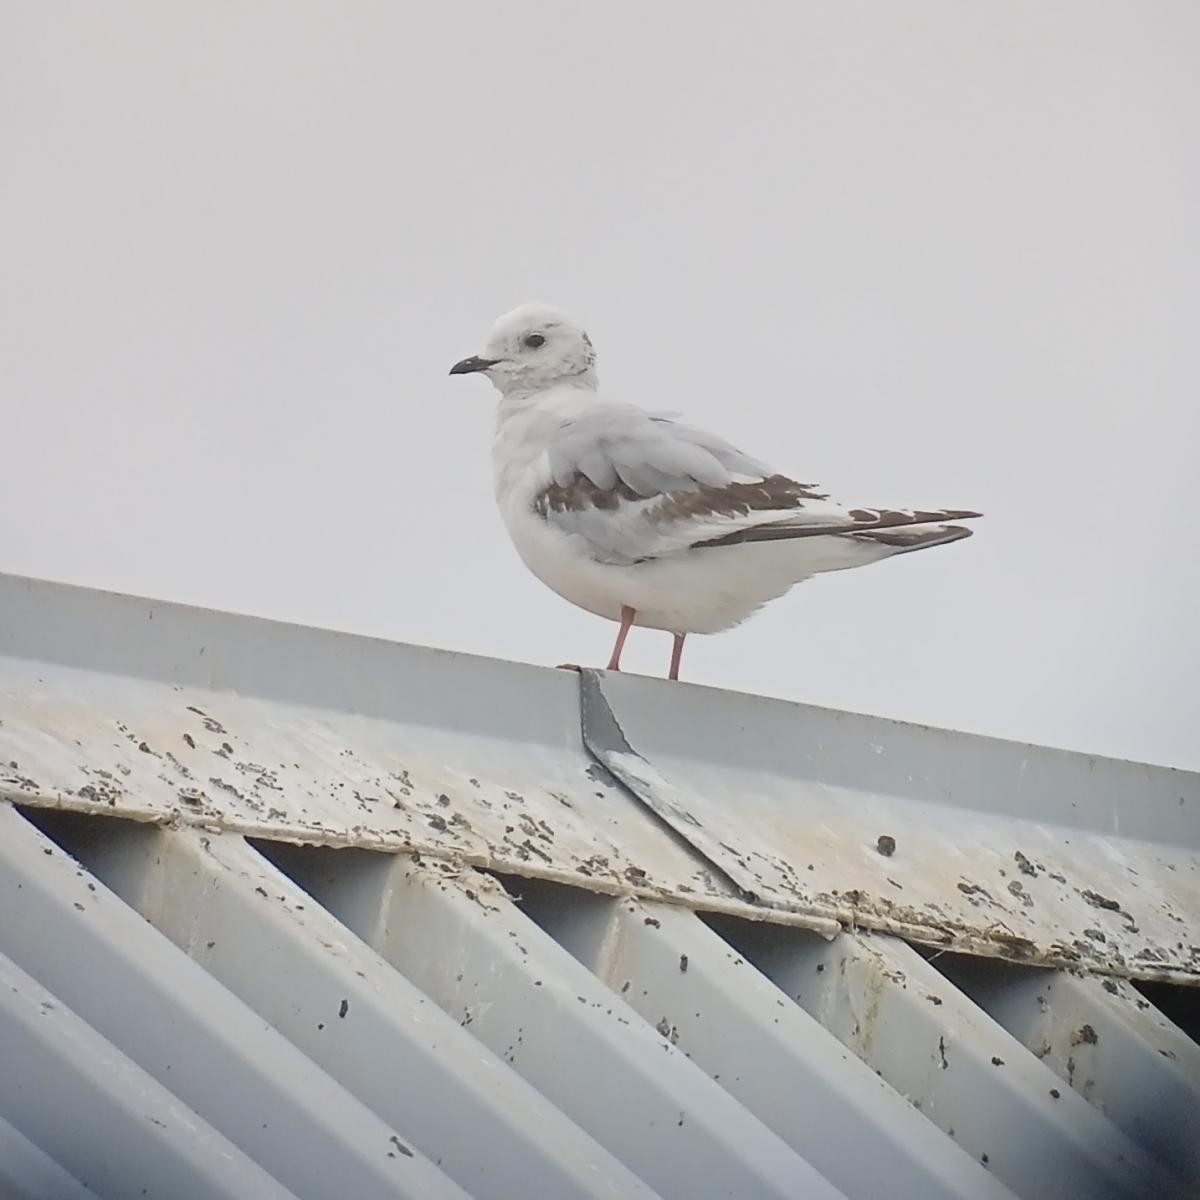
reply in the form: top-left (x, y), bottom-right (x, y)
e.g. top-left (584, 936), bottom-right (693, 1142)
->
top-left (531, 406), bottom-right (979, 564)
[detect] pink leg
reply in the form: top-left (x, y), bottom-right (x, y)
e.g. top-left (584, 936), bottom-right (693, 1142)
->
top-left (607, 606), bottom-right (636, 671)
top-left (668, 633), bottom-right (686, 681)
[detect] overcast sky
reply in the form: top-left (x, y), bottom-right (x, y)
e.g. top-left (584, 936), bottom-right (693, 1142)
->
top-left (2, 3), bottom-right (1197, 771)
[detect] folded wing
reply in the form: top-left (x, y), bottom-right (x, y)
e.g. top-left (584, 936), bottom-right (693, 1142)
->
top-left (532, 406), bottom-right (979, 564)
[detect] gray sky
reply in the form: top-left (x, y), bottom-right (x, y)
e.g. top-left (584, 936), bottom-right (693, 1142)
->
top-left (2, 3), bottom-right (1197, 770)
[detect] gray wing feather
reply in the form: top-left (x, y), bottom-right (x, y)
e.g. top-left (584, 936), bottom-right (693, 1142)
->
top-left (549, 407), bottom-right (766, 498)
top-left (651, 417), bottom-right (772, 478)
top-left (576, 448), bottom-right (618, 490)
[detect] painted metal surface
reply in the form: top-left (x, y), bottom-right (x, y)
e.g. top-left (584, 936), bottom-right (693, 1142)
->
top-left (0, 947), bottom-right (300, 1200)
top-left (939, 955), bottom-right (1200, 1182)
top-left (591, 670), bottom-right (1200, 981)
top-left (3, 571), bottom-right (1198, 1200)
top-left (47, 812), bottom-right (659, 1200)
top-left (265, 842), bottom-right (828, 1200)
top-left (512, 879), bottom-right (1018, 1200)
top-left (1, 571), bottom-right (1197, 982)
top-left (0, 1115), bottom-right (98, 1200)
top-left (715, 917), bottom-right (1191, 1200)
top-left (0, 802), bottom-right (471, 1200)
top-left (1, 804), bottom-right (1196, 1197)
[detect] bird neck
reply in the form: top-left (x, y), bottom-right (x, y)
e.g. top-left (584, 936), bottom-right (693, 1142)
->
top-left (496, 374), bottom-right (599, 417)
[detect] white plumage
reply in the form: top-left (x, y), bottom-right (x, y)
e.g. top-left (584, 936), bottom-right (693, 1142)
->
top-left (451, 303), bottom-right (979, 678)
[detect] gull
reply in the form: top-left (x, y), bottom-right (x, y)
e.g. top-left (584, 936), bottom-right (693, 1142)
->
top-left (451, 303), bottom-right (980, 681)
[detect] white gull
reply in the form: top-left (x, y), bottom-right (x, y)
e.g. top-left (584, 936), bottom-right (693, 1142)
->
top-left (450, 302), bottom-right (980, 681)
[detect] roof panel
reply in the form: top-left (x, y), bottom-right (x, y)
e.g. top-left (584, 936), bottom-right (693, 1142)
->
top-left (2, 571), bottom-right (1197, 980)
top-left (262, 842), bottom-right (827, 1200)
top-left (0, 802), bottom-right (470, 1200)
top-left (938, 954), bottom-right (1200, 1181)
top-left (2, 571), bottom-right (1198, 1198)
top-left (0, 945), bottom-right (299, 1200)
top-left (716, 915), bottom-right (1190, 1199)
top-left (50, 812), bottom-right (656, 1200)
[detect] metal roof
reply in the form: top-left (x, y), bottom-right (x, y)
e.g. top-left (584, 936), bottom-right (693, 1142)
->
top-left (1, 569), bottom-right (1197, 1199)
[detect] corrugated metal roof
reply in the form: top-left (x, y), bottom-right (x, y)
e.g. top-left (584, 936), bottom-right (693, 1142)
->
top-left (1, 570), bottom-right (1197, 1199)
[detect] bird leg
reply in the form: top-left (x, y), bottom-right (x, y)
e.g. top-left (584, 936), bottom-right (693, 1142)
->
top-left (668, 633), bottom-right (686, 681)
top-left (607, 605), bottom-right (636, 671)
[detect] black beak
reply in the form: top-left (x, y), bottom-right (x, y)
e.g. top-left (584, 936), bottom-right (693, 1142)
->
top-left (449, 355), bottom-right (499, 376)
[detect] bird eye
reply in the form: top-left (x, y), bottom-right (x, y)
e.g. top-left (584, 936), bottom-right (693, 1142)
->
top-left (523, 333), bottom-right (546, 349)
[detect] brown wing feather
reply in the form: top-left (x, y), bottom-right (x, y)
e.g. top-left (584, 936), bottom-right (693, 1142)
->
top-left (534, 473), bottom-right (827, 517)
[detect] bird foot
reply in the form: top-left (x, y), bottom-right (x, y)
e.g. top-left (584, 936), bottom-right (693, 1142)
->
top-left (555, 662), bottom-right (584, 673)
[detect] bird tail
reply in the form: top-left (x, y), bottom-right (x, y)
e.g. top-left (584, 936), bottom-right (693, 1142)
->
top-left (851, 523), bottom-right (975, 555)
top-left (694, 507), bottom-right (981, 549)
